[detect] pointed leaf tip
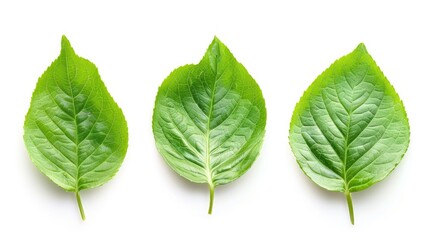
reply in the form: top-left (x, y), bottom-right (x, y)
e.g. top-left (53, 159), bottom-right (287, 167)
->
top-left (210, 36), bottom-right (228, 51)
top-left (61, 35), bottom-right (70, 47)
top-left (355, 43), bottom-right (368, 54)
top-left (212, 35), bottom-right (220, 42)
top-left (206, 37), bottom-right (224, 71)
top-left (210, 36), bottom-right (221, 50)
top-left (60, 35), bottom-right (75, 56)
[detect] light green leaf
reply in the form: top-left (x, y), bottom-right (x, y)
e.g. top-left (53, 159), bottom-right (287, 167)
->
top-left (23, 36), bottom-right (128, 220)
top-left (152, 37), bottom-right (266, 214)
top-left (289, 43), bottom-right (410, 224)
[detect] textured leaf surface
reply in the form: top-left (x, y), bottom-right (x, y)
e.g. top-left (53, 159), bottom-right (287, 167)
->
top-left (289, 43), bottom-right (410, 224)
top-left (152, 37), bottom-right (266, 213)
top-left (23, 36), bottom-right (128, 219)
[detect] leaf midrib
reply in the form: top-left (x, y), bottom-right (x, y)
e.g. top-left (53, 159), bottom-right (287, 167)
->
top-left (342, 111), bottom-right (351, 192)
top-left (337, 66), bottom-right (370, 192)
top-left (64, 51), bottom-right (81, 192)
top-left (205, 71), bottom-right (219, 187)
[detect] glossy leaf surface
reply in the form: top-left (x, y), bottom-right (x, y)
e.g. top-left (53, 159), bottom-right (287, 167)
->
top-left (24, 36), bottom-right (128, 220)
top-left (289, 44), bottom-right (410, 224)
top-left (153, 37), bottom-right (266, 213)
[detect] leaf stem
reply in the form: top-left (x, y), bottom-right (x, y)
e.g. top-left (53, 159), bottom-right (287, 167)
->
top-left (76, 191), bottom-right (86, 220)
top-left (345, 191), bottom-right (354, 225)
top-left (208, 184), bottom-right (215, 214)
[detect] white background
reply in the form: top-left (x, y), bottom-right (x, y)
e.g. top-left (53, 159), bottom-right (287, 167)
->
top-left (0, 0), bottom-right (427, 239)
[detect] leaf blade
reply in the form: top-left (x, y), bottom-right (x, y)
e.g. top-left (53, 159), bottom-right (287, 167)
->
top-left (153, 37), bottom-right (266, 212)
top-left (289, 43), bottom-right (410, 223)
top-left (23, 36), bottom-right (128, 219)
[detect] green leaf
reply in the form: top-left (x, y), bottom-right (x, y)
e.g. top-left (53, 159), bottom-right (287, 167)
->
top-left (152, 37), bottom-right (266, 214)
top-left (289, 43), bottom-right (410, 224)
top-left (23, 36), bottom-right (128, 220)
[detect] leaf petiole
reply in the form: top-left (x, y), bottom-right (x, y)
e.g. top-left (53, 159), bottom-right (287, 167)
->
top-left (208, 184), bottom-right (215, 214)
top-left (345, 191), bottom-right (354, 225)
top-left (76, 191), bottom-right (86, 220)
